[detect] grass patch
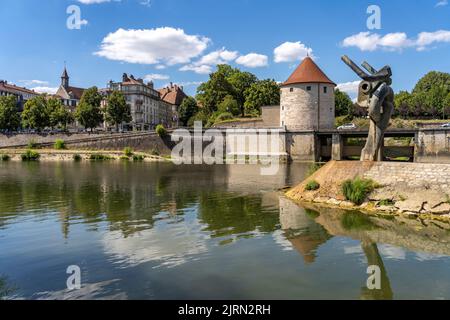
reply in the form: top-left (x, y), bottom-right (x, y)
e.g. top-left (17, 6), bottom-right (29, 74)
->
top-left (305, 180), bottom-right (320, 191)
top-left (123, 147), bottom-right (133, 157)
top-left (73, 154), bottom-right (82, 161)
top-left (21, 149), bottom-right (40, 161)
top-left (132, 155), bottom-right (145, 162)
top-left (54, 139), bottom-right (66, 150)
top-left (342, 178), bottom-right (376, 205)
top-left (120, 156), bottom-right (130, 161)
top-left (379, 199), bottom-right (395, 206)
top-left (0, 154), bottom-right (10, 161)
top-left (89, 154), bottom-right (113, 161)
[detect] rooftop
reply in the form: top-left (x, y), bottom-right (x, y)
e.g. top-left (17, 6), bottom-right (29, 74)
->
top-left (282, 57), bottom-right (336, 87)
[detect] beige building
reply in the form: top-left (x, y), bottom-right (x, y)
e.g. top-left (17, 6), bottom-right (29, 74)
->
top-left (105, 75), bottom-right (187, 130)
top-left (280, 57), bottom-right (336, 131)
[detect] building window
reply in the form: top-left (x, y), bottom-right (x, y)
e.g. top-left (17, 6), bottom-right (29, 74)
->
top-left (290, 88), bottom-right (294, 92)
top-left (282, 121), bottom-right (285, 126)
top-left (306, 86), bottom-right (312, 91)
top-left (323, 86), bottom-right (328, 94)
top-left (282, 106), bottom-right (284, 111)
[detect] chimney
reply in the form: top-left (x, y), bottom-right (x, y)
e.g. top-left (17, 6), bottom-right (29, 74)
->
top-left (147, 81), bottom-right (154, 89)
top-left (122, 73), bottom-right (128, 82)
top-left (170, 82), bottom-right (173, 88)
top-left (130, 74), bottom-right (135, 80)
top-left (137, 78), bottom-right (144, 84)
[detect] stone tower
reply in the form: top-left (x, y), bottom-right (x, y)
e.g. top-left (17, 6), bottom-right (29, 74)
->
top-left (61, 67), bottom-right (69, 89)
top-left (280, 57), bottom-right (336, 131)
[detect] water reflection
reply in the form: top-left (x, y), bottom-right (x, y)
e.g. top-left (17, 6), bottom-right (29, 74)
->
top-left (1, 162), bottom-right (450, 299)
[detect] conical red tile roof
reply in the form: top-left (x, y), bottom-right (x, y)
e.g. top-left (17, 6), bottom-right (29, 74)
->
top-left (282, 57), bottom-right (335, 86)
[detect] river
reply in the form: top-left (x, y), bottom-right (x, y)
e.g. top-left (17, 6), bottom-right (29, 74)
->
top-left (1, 161), bottom-right (450, 300)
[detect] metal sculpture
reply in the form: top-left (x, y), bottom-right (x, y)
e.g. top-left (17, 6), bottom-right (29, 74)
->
top-left (341, 56), bottom-right (394, 161)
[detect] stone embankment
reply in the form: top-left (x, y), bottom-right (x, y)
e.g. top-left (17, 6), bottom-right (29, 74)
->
top-left (286, 161), bottom-right (450, 219)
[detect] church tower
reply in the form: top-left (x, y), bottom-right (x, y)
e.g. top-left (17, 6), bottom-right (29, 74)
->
top-left (61, 66), bottom-right (70, 89)
top-left (280, 57), bottom-right (336, 131)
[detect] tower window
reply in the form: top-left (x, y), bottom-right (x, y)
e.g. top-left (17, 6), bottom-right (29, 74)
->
top-left (323, 87), bottom-right (328, 94)
top-left (306, 86), bottom-right (312, 91)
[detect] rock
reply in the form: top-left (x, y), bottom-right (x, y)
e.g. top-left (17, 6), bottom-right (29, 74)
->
top-left (327, 198), bottom-right (342, 206)
top-left (430, 203), bottom-right (450, 215)
top-left (340, 201), bottom-right (355, 208)
top-left (377, 205), bottom-right (396, 212)
top-left (396, 199), bottom-right (425, 213)
top-left (313, 197), bottom-right (330, 203)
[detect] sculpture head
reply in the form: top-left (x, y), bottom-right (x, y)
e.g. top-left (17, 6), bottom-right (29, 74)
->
top-left (341, 55), bottom-right (392, 108)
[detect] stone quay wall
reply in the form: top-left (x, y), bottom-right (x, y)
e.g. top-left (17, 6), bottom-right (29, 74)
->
top-left (363, 162), bottom-right (450, 192)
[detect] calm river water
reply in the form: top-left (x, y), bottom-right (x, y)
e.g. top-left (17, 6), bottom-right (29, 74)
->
top-left (1, 161), bottom-right (450, 300)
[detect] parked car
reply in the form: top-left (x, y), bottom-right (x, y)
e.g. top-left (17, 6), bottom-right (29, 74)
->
top-left (337, 123), bottom-right (357, 130)
top-left (441, 123), bottom-right (450, 128)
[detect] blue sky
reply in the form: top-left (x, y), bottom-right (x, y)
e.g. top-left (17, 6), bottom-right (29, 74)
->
top-left (1, 0), bottom-right (449, 98)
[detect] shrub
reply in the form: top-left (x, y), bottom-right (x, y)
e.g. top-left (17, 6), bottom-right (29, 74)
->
top-left (54, 139), bottom-right (66, 150)
top-left (305, 180), bottom-right (320, 191)
top-left (27, 139), bottom-right (38, 149)
top-left (120, 156), bottom-right (130, 161)
top-left (123, 147), bottom-right (133, 157)
top-left (21, 149), bottom-right (40, 161)
top-left (1, 154), bottom-right (10, 161)
top-left (155, 124), bottom-right (167, 137)
top-left (89, 154), bottom-right (113, 161)
top-left (73, 154), bottom-right (82, 161)
top-left (132, 155), bottom-right (145, 161)
top-left (342, 178), bottom-right (376, 205)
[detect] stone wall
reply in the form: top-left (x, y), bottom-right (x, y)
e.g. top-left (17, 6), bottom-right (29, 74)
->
top-left (363, 162), bottom-right (450, 192)
top-left (261, 105), bottom-right (280, 127)
top-left (0, 132), bottom-right (172, 155)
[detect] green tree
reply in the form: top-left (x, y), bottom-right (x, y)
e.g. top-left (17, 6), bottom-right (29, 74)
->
top-left (394, 91), bottom-right (413, 118)
top-left (48, 98), bottom-right (73, 130)
top-left (425, 85), bottom-right (448, 118)
top-left (218, 95), bottom-right (240, 116)
top-left (335, 89), bottom-right (354, 117)
top-left (21, 96), bottom-right (50, 131)
top-left (178, 96), bottom-right (198, 126)
top-left (0, 95), bottom-right (20, 131)
top-left (444, 93), bottom-right (450, 119)
top-left (243, 79), bottom-right (280, 116)
top-left (105, 90), bottom-right (131, 131)
top-left (228, 71), bottom-right (257, 116)
top-left (413, 71), bottom-right (450, 95)
top-left (196, 69), bottom-right (236, 115)
top-left (75, 87), bottom-right (104, 132)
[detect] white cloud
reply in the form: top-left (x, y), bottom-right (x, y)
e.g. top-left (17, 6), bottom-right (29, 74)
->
top-left (196, 48), bottom-right (238, 66)
top-left (235, 53), bottom-right (268, 68)
top-left (31, 86), bottom-right (58, 94)
top-left (179, 48), bottom-right (238, 74)
top-left (179, 64), bottom-right (212, 74)
top-left (95, 27), bottom-right (210, 65)
top-left (336, 81), bottom-right (360, 95)
top-left (143, 73), bottom-right (170, 82)
top-left (342, 30), bottom-right (450, 52)
top-left (435, 0), bottom-right (448, 7)
top-left (19, 80), bottom-right (49, 86)
top-left (155, 64), bottom-right (166, 70)
top-left (274, 41), bottom-right (313, 63)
